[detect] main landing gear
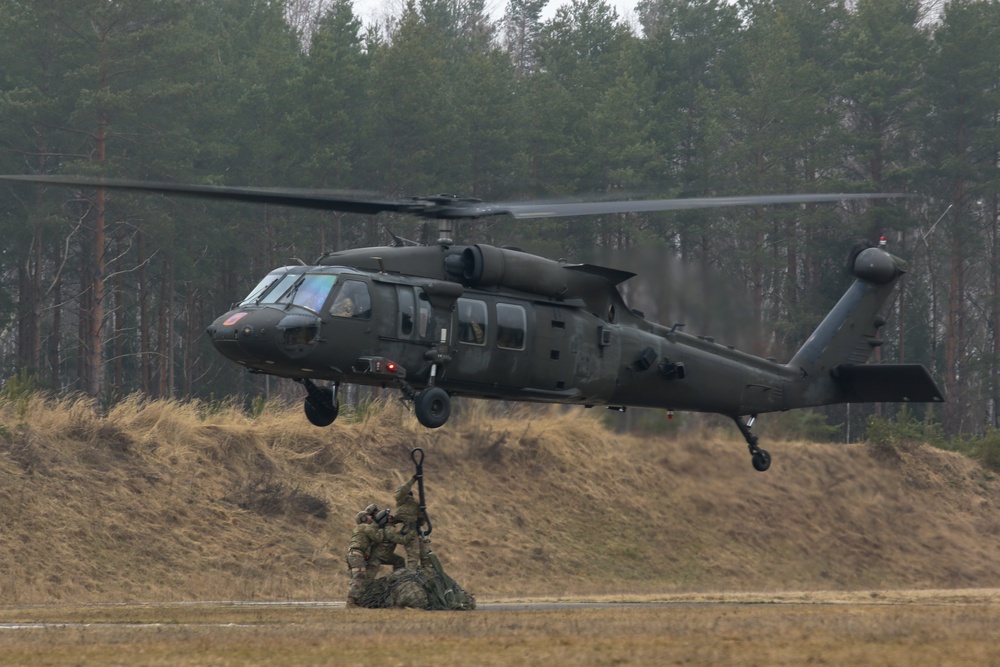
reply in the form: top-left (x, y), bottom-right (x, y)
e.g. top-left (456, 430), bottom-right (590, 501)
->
top-left (296, 367), bottom-right (452, 429)
top-left (397, 373), bottom-right (451, 429)
top-left (299, 379), bottom-right (340, 427)
top-left (413, 386), bottom-right (450, 428)
top-left (733, 414), bottom-right (771, 472)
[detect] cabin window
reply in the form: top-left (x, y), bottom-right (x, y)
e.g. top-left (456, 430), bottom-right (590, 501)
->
top-left (330, 280), bottom-right (372, 319)
top-left (496, 303), bottom-right (526, 350)
top-left (457, 298), bottom-right (487, 345)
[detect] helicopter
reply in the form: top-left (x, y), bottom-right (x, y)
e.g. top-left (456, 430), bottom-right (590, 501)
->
top-left (0, 174), bottom-right (945, 471)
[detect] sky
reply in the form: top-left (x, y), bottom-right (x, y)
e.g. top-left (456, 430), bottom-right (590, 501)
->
top-left (351, 0), bottom-right (643, 29)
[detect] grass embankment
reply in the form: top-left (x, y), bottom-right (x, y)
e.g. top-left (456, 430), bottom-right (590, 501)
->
top-left (1, 394), bottom-right (999, 603)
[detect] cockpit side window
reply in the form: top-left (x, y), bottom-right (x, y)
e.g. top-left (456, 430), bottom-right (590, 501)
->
top-left (330, 280), bottom-right (372, 319)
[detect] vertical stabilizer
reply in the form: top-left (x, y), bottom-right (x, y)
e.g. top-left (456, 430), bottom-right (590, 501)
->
top-left (784, 247), bottom-right (942, 408)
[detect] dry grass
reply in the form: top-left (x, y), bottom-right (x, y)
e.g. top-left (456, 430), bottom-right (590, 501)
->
top-left (0, 593), bottom-right (998, 666)
top-left (1, 393), bottom-right (1000, 607)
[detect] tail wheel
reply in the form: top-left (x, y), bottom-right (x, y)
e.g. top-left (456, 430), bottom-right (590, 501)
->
top-left (414, 387), bottom-right (450, 428)
top-left (751, 448), bottom-right (771, 472)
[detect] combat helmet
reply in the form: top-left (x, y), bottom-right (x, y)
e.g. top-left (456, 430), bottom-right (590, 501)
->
top-left (356, 511), bottom-right (369, 524)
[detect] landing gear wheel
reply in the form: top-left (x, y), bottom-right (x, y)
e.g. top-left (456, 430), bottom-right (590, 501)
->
top-left (304, 386), bottom-right (339, 427)
top-left (751, 448), bottom-right (771, 472)
top-left (733, 414), bottom-right (772, 472)
top-left (414, 387), bottom-right (450, 428)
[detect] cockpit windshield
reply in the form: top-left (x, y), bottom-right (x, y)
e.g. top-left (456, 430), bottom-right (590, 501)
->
top-left (240, 266), bottom-right (294, 306)
top-left (240, 270), bottom-right (338, 313)
top-left (241, 269), bottom-right (290, 305)
top-left (278, 274), bottom-right (338, 312)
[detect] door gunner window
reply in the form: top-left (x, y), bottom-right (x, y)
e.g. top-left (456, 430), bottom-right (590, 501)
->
top-left (457, 298), bottom-right (487, 345)
top-left (330, 280), bottom-right (372, 319)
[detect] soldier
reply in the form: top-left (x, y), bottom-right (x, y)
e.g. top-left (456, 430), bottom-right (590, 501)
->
top-left (345, 510), bottom-right (383, 608)
top-left (330, 295), bottom-right (355, 317)
top-left (366, 509), bottom-right (407, 584)
top-left (393, 475), bottom-right (424, 570)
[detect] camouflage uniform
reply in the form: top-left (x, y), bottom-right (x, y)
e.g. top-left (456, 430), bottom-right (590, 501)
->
top-left (346, 512), bottom-right (383, 606)
top-left (393, 476), bottom-right (423, 570)
top-left (366, 523), bottom-right (407, 584)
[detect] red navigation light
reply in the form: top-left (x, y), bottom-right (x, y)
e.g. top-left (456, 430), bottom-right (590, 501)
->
top-left (356, 355), bottom-right (405, 379)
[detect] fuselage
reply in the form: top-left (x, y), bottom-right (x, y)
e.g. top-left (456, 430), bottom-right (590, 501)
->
top-left (205, 244), bottom-right (796, 417)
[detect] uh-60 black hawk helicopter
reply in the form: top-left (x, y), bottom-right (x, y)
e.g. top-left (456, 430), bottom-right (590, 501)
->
top-left (1, 175), bottom-right (945, 472)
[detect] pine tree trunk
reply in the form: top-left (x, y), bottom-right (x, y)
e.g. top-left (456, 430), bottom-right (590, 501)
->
top-left (113, 225), bottom-right (125, 403)
top-left (945, 199), bottom-right (964, 436)
top-left (139, 232), bottom-right (152, 396)
top-left (157, 257), bottom-right (171, 398)
top-left (48, 255), bottom-right (62, 389)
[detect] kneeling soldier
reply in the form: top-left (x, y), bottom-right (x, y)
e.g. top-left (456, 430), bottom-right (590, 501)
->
top-left (346, 510), bottom-right (382, 607)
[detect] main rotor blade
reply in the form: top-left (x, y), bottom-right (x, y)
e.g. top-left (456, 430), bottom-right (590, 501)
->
top-left (0, 174), bottom-right (408, 216)
top-left (483, 193), bottom-right (909, 219)
top-left (1, 174), bottom-right (908, 220)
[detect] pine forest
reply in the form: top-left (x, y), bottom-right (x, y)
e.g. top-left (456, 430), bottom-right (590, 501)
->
top-left (1, 0), bottom-right (999, 442)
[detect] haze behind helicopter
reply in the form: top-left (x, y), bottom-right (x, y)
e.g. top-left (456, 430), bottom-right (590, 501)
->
top-left (501, 236), bottom-right (766, 359)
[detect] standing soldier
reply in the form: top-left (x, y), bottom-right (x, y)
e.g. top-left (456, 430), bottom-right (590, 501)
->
top-left (345, 510), bottom-right (382, 607)
top-left (393, 475), bottom-right (423, 570)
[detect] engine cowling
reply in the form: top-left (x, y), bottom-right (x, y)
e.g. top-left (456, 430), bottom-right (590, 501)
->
top-left (459, 244), bottom-right (571, 297)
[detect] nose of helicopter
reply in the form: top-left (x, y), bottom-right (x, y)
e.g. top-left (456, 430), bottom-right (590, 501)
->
top-left (206, 308), bottom-right (281, 365)
top-left (207, 307), bottom-right (323, 367)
